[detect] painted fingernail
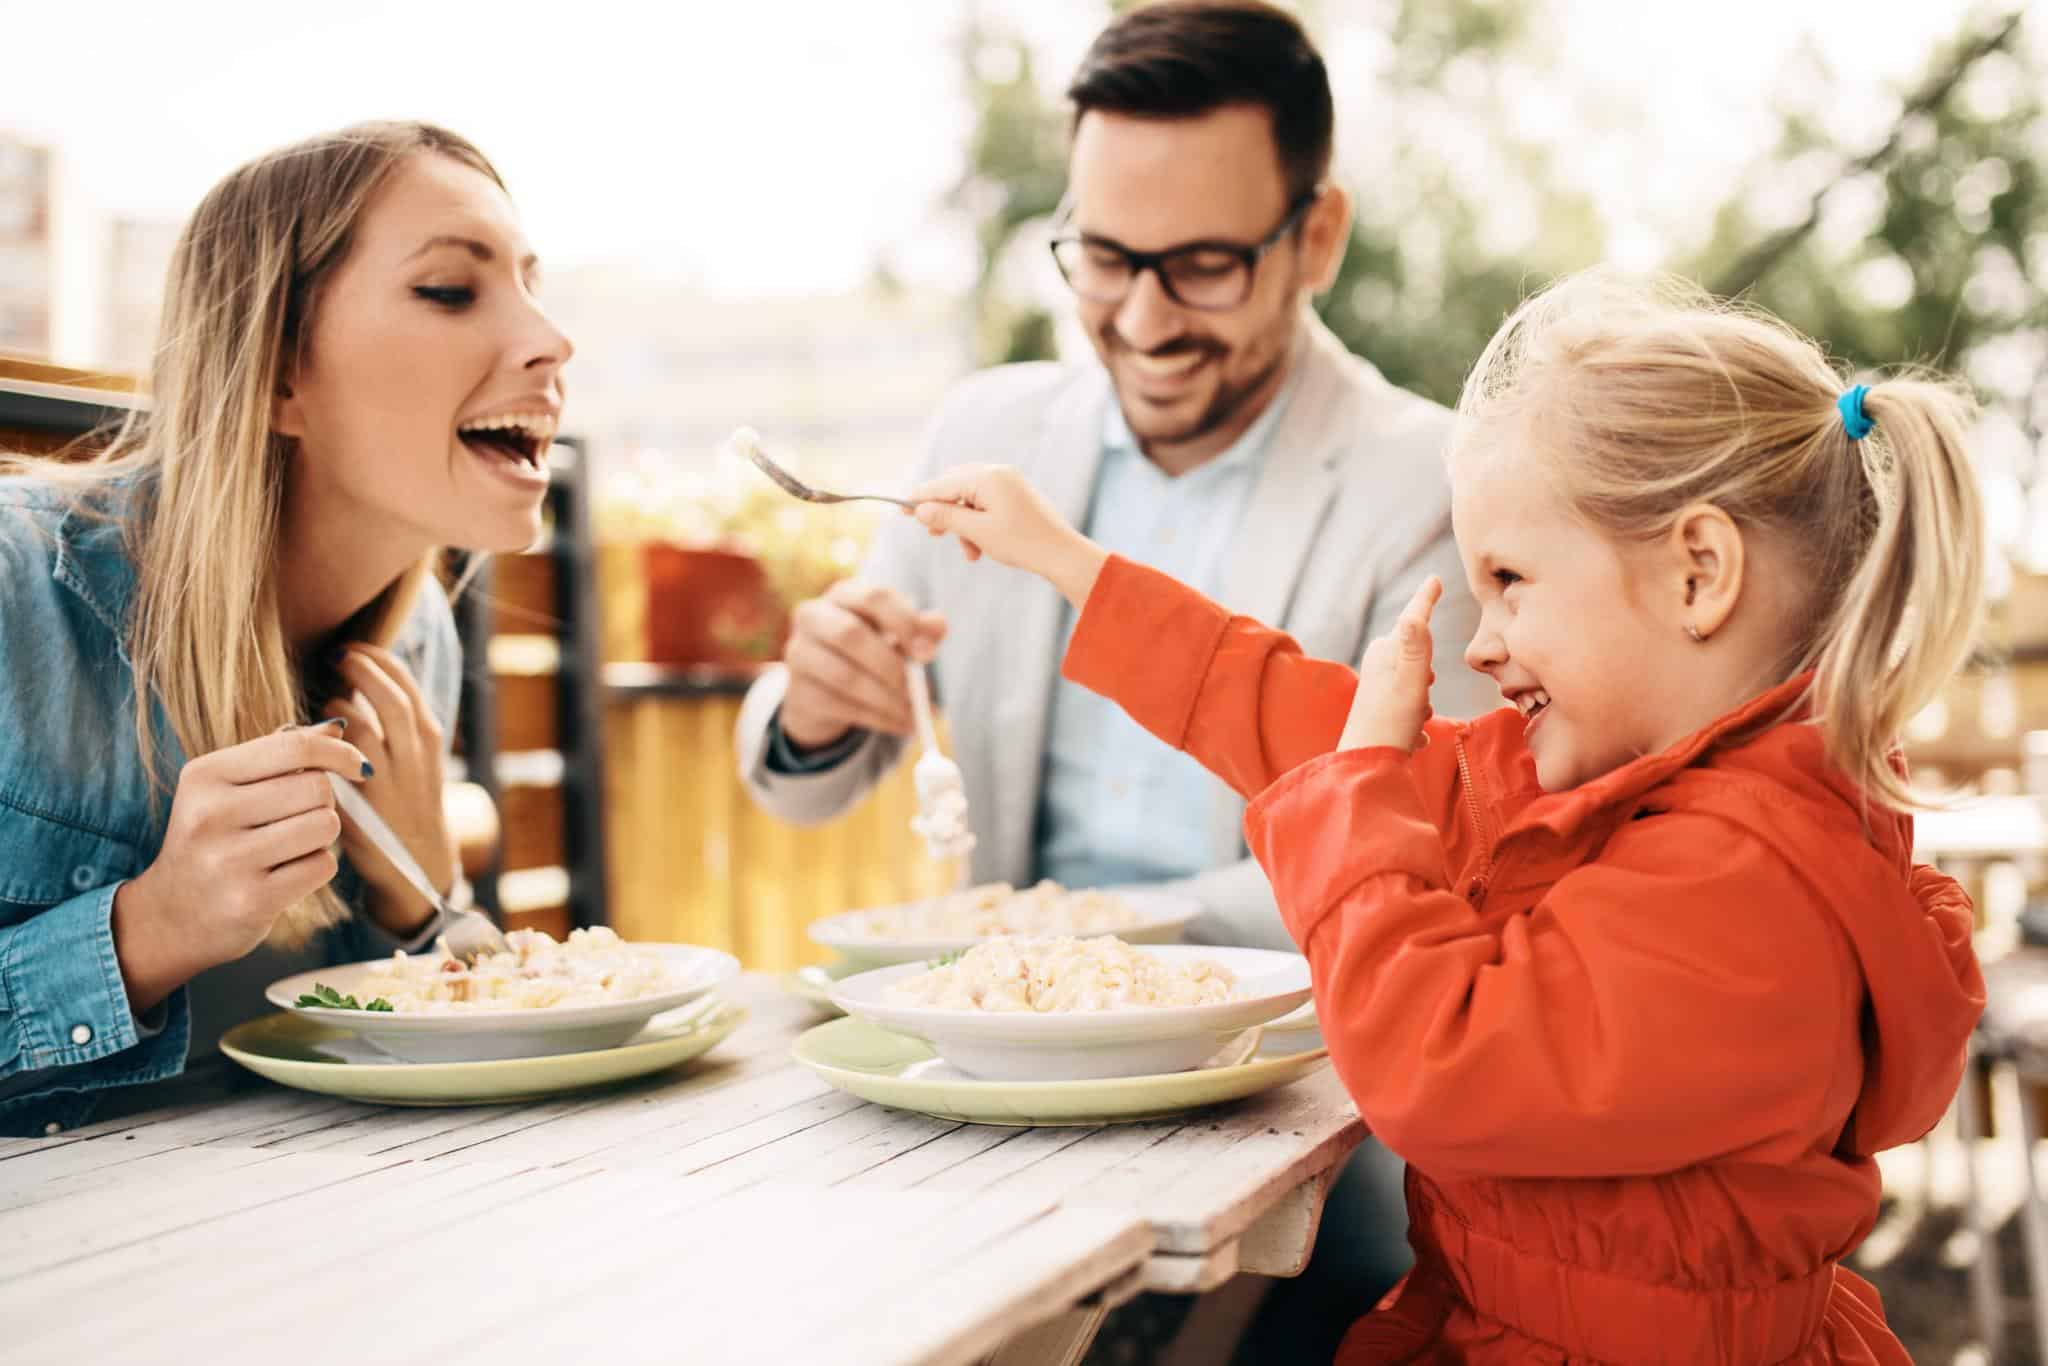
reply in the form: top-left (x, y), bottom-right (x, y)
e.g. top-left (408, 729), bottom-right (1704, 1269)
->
top-left (361, 761), bottom-right (375, 779)
top-left (321, 717), bottom-right (348, 731)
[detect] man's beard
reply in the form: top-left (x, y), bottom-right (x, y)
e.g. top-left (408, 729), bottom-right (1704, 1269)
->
top-left (1107, 317), bottom-right (1295, 450)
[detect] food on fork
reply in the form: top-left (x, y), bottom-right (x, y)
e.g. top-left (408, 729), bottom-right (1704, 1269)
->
top-left (850, 880), bottom-right (1142, 940)
top-left (886, 934), bottom-right (1240, 1012)
top-left (910, 773), bottom-right (976, 862)
top-left (345, 926), bottom-right (687, 1012)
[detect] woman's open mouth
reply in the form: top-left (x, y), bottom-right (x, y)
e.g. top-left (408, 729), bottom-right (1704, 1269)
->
top-left (457, 412), bottom-right (555, 476)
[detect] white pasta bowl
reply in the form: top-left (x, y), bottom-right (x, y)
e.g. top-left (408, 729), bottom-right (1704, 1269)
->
top-left (827, 945), bottom-right (1312, 1081)
top-left (808, 889), bottom-right (1201, 971)
top-left (265, 944), bottom-right (741, 1063)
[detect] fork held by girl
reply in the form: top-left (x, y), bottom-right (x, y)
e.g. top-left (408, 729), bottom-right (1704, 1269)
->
top-left (910, 269), bottom-right (1985, 1364)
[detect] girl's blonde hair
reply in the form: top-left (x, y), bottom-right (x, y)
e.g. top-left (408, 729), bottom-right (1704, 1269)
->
top-left (1456, 270), bottom-right (1985, 811)
top-left (5, 121), bottom-right (502, 943)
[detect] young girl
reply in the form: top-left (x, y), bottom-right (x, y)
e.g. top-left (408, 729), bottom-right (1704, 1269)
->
top-left (911, 271), bottom-right (1985, 1363)
top-left (0, 122), bottom-right (571, 1136)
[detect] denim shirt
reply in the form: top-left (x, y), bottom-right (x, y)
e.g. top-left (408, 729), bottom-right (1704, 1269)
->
top-left (0, 476), bottom-right (462, 1136)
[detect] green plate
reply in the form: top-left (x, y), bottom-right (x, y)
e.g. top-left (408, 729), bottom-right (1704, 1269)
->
top-left (792, 1016), bottom-right (1330, 1126)
top-left (780, 960), bottom-right (860, 1016)
top-left (220, 1000), bottom-right (746, 1107)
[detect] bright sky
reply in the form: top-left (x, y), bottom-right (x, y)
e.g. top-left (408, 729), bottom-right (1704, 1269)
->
top-left (0, 0), bottom-right (1992, 299)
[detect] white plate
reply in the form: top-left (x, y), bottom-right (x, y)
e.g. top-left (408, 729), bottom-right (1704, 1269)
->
top-left (265, 944), bottom-right (741, 1063)
top-left (828, 945), bottom-right (1311, 1081)
top-left (807, 889), bottom-right (1201, 970)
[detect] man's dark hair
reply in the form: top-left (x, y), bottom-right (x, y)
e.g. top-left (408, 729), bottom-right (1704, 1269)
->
top-left (1065, 1), bottom-right (1333, 202)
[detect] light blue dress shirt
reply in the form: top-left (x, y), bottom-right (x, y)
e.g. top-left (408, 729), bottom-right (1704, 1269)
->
top-left (1036, 379), bottom-right (1298, 890)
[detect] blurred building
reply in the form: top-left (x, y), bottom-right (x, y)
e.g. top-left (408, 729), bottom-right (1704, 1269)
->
top-left (542, 266), bottom-right (974, 491)
top-left (0, 134), bottom-right (55, 356)
top-left (101, 216), bottom-right (178, 378)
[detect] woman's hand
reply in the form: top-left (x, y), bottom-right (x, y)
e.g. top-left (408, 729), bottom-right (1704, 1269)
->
top-left (323, 644), bottom-right (455, 936)
top-left (112, 720), bottom-right (371, 1012)
top-left (1339, 577), bottom-right (1441, 753)
top-left (910, 465), bottom-right (1109, 609)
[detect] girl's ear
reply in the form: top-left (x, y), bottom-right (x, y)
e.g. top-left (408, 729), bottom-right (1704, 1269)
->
top-left (1668, 503), bottom-right (1744, 642)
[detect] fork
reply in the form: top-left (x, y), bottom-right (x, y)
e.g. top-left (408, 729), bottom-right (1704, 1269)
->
top-left (324, 771), bottom-right (513, 963)
top-left (727, 426), bottom-right (919, 511)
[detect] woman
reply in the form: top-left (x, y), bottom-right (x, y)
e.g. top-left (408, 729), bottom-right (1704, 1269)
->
top-left (0, 121), bottom-right (572, 1136)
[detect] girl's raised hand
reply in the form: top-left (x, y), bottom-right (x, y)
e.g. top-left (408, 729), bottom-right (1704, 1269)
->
top-left (911, 465), bottom-right (1109, 608)
top-left (1340, 577), bottom-right (1442, 753)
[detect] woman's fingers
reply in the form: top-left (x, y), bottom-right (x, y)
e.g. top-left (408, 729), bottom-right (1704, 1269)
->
top-left (339, 649), bottom-right (423, 772)
top-left (226, 769), bottom-right (339, 828)
top-left (206, 724), bottom-right (369, 786)
top-left (240, 804), bottom-right (345, 871)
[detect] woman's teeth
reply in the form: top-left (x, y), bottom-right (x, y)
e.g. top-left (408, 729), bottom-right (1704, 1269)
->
top-left (1515, 690), bottom-right (1550, 719)
top-left (458, 413), bottom-right (555, 467)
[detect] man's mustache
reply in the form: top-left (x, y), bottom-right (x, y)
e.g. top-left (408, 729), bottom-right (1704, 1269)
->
top-left (1104, 332), bottom-right (1225, 361)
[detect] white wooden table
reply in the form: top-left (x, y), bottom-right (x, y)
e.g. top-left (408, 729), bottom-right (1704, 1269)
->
top-left (1, 975), bottom-right (1365, 1366)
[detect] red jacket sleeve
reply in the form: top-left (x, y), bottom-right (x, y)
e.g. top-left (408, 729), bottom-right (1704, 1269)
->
top-left (1062, 553), bottom-right (1464, 802)
top-left (1245, 748), bottom-right (1864, 1180)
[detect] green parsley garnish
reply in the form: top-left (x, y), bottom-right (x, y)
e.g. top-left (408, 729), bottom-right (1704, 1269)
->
top-left (296, 982), bottom-right (395, 1012)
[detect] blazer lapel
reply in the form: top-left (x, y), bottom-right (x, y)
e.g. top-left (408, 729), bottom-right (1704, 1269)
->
top-left (1216, 317), bottom-right (1352, 625)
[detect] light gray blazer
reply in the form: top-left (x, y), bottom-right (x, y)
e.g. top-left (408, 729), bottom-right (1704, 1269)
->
top-left (734, 315), bottom-right (1500, 950)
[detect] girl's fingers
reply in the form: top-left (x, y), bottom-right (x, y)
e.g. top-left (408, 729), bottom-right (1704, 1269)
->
top-left (907, 464), bottom-right (997, 507)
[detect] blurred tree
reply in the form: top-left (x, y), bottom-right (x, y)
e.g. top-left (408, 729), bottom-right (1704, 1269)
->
top-left (1687, 5), bottom-right (2044, 498)
top-left (944, 1), bottom-right (2044, 475)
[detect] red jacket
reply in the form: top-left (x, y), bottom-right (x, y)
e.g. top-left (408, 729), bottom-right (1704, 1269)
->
top-left (1064, 556), bottom-right (1984, 1364)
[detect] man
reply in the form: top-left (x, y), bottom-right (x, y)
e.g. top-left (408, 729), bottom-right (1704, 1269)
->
top-left (736, 2), bottom-right (1498, 1356)
top-left (738, 0), bottom-right (1495, 943)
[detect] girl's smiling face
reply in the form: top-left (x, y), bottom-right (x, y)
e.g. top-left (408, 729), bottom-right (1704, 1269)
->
top-left (1453, 443), bottom-right (1697, 792)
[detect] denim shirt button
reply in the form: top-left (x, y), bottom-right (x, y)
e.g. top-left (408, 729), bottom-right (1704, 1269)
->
top-left (70, 1023), bottom-right (93, 1046)
top-left (43, 1122), bottom-right (60, 1136)
top-left (70, 865), bottom-right (96, 891)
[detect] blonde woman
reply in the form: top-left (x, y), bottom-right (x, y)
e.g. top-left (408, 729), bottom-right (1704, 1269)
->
top-left (0, 121), bottom-right (571, 1136)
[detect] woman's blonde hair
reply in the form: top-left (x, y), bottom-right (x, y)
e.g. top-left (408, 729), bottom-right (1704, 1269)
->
top-left (1456, 270), bottom-right (1985, 810)
top-left (6, 121), bottom-right (502, 942)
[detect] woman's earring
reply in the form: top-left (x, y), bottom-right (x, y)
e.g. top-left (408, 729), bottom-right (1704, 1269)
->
top-left (1685, 624), bottom-right (1706, 643)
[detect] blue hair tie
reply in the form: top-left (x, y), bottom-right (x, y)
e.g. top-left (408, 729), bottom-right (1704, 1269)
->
top-left (1837, 385), bottom-right (1874, 441)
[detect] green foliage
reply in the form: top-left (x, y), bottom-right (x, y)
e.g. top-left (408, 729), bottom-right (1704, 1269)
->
top-left (947, 1), bottom-right (2043, 452)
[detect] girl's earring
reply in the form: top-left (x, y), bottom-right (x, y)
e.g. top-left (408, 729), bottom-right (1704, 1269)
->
top-left (1685, 624), bottom-right (1706, 644)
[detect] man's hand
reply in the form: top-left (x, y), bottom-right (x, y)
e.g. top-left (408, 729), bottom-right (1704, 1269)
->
top-left (779, 579), bottom-right (947, 751)
top-left (1339, 577), bottom-right (1441, 753)
top-left (911, 465), bottom-right (1108, 609)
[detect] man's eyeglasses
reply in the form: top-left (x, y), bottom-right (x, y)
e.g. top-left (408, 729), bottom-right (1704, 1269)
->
top-left (1048, 190), bottom-right (1319, 313)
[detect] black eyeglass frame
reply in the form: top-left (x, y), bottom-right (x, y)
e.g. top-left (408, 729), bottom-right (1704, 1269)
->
top-left (1046, 188), bottom-right (1321, 312)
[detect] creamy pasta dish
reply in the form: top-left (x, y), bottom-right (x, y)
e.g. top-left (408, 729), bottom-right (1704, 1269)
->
top-left (885, 935), bottom-right (1239, 1012)
top-left (850, 880), bottom-right (1144, 941)
top-left (353, 926), bottom-right (685, 1012)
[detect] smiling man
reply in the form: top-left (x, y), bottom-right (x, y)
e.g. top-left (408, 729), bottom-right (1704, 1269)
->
top-left (735, 4), bottom-right (1494, 1355)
